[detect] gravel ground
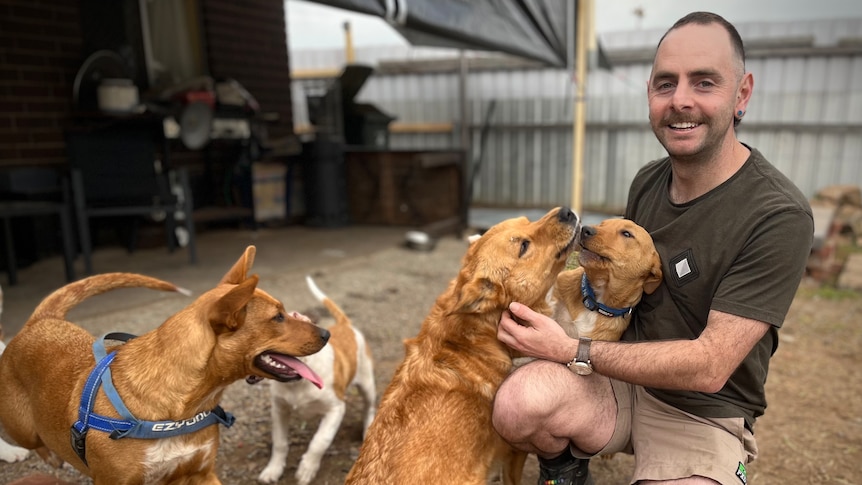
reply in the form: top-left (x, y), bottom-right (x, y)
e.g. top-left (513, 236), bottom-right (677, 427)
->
top-left (1, 226), bottom-right (859, 485)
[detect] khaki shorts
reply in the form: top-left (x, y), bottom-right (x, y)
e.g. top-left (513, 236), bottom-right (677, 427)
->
top-left (571, 381), bottom-right (759, 485)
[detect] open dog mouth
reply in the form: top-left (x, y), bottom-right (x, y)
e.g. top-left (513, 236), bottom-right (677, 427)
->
top-left (251, 352), bottom-right (324, 389)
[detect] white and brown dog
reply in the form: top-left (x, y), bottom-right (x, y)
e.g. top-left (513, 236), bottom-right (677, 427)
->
top-left (258, 275), bottom-right (376, 485)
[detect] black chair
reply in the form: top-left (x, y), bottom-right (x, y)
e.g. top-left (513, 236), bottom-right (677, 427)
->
top-left (65, 124), bottom-right (197, 275)
top-left (0, 169), bottom-right (76, 285)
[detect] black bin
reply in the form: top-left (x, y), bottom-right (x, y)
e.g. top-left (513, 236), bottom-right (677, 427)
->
top-left (344, 103), bottom-right (395, 148)
top-left (301, 140), bottom-right (349, 227)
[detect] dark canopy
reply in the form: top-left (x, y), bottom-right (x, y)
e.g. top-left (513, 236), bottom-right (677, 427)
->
top-left (309, 0), bottom-right (579, 67)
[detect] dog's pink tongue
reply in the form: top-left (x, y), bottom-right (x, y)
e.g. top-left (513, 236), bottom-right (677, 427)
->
top-left (273, 355), bottom-right (324, 389)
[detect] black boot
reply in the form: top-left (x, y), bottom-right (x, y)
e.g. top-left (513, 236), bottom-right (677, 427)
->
top-left (537, 450), bottom-right (594, 485)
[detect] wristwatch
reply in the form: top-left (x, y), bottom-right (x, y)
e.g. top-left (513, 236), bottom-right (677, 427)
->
top-left (566, 337), bottom-right (593, 376)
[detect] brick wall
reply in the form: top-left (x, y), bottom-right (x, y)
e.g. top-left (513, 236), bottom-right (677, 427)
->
top-left (201, 0), bottom-right (293, 140)
top-left (0, 0), bottom-right (83, 168)
top-left (0, 0), bottom-right (294, 170)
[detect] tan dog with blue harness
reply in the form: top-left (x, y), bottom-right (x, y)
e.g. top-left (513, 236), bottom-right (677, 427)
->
top-left (0, 246), bottom-right (329, 484)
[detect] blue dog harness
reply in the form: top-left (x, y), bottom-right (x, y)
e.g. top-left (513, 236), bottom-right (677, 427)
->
top-left (70, 332), bottom-right (235, 465)
top-left (580, 273), bottom-right (633, 318)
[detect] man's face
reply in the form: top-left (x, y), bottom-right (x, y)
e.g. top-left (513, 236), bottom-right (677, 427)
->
top-left (647, 23), bottom-right (748, 162)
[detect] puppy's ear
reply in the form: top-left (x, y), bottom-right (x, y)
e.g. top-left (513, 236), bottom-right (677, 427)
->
top-left (221, 246), bottom-right (257, 285)
top-left (454, 277), bottom-right (502, 314)
top-left (643, 257), bottom-right (663, 295)
top-left (209, 275), bottom-right (259, 333)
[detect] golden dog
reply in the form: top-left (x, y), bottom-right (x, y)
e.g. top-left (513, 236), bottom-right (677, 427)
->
top-left (344, 206), bottom-right (580, 485)
top-left (0, 246), bottom-right (329, 484)
top-left (550, 218), bottom-right (662, 342)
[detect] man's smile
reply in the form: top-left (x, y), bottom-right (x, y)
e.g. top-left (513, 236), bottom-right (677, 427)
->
top-left (669, 121), bottom-right (701, 130)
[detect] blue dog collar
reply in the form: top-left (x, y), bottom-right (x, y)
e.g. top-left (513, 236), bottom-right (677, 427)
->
top-left (70, 333), bottom-right (235, 465)
top-left (580, 273), bottom-right (633, 318)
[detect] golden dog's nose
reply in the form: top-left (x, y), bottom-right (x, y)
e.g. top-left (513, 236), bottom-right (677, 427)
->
top-left (557, 207), bottom-right (578, 226)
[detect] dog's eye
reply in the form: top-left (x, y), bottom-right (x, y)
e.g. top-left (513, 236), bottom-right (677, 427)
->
top-left (622, 230), bottom-right (633, 238)
top-left (273, 312), bottom-right (285, 323)
top-left (519, 240), bottom-right (530, 257)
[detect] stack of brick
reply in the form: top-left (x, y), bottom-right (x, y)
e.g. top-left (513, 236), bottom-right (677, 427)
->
top-left (806, 185), bottom-right (862, 288)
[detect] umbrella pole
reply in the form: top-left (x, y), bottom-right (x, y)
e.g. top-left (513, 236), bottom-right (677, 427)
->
top-left (571, 0), bottom-right (592, 214)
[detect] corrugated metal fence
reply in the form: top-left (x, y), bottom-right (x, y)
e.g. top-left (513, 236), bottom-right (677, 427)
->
top-left (291, 18), bottom-right (862, 212)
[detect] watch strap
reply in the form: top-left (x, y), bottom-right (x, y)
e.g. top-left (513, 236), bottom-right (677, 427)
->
top-left (576, 337), bottom-right (592, 364)
top-left (566, 337), bottom-right (593, 370)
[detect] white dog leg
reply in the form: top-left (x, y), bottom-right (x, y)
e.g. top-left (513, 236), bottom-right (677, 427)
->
top-left (295, 400), bottom-right (346, 485)
top-left (355, 352), bottom-right (377, 436)
top-left (257, 395), bottom-right (293, 484)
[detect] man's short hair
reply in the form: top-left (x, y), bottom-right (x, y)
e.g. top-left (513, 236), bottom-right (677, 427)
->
top-left (657, 11), bottom-right (746, 72)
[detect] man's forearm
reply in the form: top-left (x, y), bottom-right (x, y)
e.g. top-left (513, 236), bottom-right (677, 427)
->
top-left (590, 339), bottom-right (723, 392)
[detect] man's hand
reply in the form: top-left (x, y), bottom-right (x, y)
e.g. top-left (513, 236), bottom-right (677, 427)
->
top-left (497, 302), bottom-right (577, 363)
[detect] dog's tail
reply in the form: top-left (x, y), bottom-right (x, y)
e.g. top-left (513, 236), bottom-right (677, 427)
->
top-left (30, 273), bottom-right (191, 321)
top-left (306, 275), bottom-right (351, 329)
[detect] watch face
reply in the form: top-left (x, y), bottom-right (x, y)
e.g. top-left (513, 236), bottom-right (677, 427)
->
top-left (573, 362), bottom-right (593, 376)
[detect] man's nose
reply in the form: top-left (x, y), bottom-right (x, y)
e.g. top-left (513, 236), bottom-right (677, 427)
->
top-left (670, 83), bottom-right (694, 110)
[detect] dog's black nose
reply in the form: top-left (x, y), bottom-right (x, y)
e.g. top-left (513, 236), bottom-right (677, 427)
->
top-left (557, 207), bottom-right (578, 225)
top-left (319, 327), bottom-right (331, 344)
top-left (581, 225), bottom-right (596, 239)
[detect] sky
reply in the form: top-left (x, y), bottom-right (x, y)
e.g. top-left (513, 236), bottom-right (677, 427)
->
top-left (285, 0), bottom-right (862, 49)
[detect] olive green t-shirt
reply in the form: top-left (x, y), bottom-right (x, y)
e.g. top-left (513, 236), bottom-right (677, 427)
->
top-left (623, 146), bottom-right (813, 430)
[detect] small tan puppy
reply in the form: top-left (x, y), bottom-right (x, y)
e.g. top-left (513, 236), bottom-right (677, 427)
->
top-left (0, 246), bottom-right (329, 484)
top-left (258, 275), bottom-right (376, 485)
top-left (345, 207), bottom-right (580, 485)
top-left (550, 218), bottom-right (662, 342)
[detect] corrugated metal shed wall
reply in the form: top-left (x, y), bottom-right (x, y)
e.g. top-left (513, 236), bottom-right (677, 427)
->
top-left (291, 18), bottom-right (862, 211)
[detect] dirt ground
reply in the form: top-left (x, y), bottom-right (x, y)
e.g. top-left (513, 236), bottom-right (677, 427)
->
top-left (1, 235), bottom-right (860, 484)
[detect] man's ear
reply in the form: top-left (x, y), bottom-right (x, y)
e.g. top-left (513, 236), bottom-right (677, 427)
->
top-left (735, 71), bottom-right (754, 115)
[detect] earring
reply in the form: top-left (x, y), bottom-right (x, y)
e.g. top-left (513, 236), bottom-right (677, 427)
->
top-left (737, 110), bottom-right (744, 117)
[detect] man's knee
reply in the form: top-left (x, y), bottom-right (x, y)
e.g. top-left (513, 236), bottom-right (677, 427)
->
top-left (492, 362), bottom-right (564, 438)
top-left (492, 371), bottom-right (529, 439)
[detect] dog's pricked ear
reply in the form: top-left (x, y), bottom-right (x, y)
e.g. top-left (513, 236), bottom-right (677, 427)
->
top-left (454, 277), bottom-right (502, 314)
top-left (221, 246), bottom-right (257, 285)
top-left (209, 275), bottom-right (259, 332)
top-left (643, 258), bottom-right (663, 295)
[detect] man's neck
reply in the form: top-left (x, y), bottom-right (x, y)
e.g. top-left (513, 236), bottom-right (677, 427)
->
top-left (668, 141), bottom-right (750, 204)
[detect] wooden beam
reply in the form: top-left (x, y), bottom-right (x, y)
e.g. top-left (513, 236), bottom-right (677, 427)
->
top-left (388, 122), bottom-right (454, 134)
top-left (291, 68), bottom-right (341, 79)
